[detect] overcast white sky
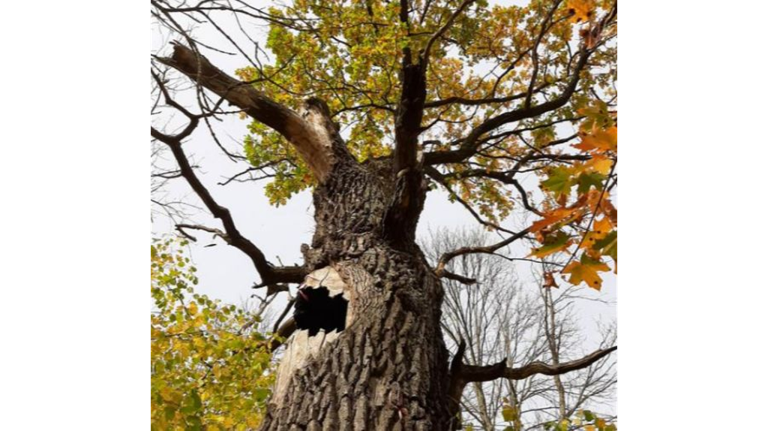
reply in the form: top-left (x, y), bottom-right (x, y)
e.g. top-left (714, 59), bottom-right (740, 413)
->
top-left (150, 0), bottom-right (616, 350)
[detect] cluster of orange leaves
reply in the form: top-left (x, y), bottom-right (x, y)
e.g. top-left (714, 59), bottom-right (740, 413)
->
top-left (529, 108), bottom-right (617, 290)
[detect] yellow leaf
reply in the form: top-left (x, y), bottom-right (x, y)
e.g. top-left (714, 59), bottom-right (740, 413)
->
top-left (584, 155), bottom-right (613, 175)
top-left (562, 256), bottom-right (610, 290)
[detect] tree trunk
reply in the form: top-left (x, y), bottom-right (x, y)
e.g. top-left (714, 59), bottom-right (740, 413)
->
top-left (259, 133), bottom-right (452, 430)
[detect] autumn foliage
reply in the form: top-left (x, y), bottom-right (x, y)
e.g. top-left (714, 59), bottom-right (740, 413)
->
top-left (151, 240), bottom-right (274, 430)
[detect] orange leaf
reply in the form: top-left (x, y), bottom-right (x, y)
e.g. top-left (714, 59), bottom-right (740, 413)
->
top-left (567, 0), bottom-right (596, 23)
top-left (530, 208), bottom-right (580, 233)
top-left (574, 127), bottom-right (617, 153)
top-left (543, 272), bottom-right (559, 288)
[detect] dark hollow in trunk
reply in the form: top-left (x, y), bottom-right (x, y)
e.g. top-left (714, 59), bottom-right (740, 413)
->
top-left (294, 286), bottom-right (349, 337)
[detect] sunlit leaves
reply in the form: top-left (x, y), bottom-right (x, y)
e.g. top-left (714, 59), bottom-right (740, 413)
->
top-left (592, 229), bottom-right (617, 266)
top-left (580, 217), bottom-right (613, 248)
top-left (500, 397), bottom-right (523, 431)
top-left (151, 239), bottom-right (275, 430)
top-left (541, 167), bottom-right (575, 202)
top-left (501, 403), bottom-right (517, 422)
top-left (235, 0), bottom-right (613, 216)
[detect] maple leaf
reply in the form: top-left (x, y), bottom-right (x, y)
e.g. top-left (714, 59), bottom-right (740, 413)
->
top-left (584, 189), bottom-right (618, 224)
top-left (530, 231), bottom-right (572, 259)
top-left (577, 102), bottom-right (615, 132)
top-left (593, 230), bottom-right (617, 264)
top-left (562, 255), bottom-right (610, 290)
top-left (567, 0), bottom-right (596, 23)
top-left (574, 127), bottom-right (617, 153)
top-left (580, 217), bottom-right (613, 248)
top-left (530, 207), bottom-right (580, 233)
top-left (583, 154), bottom-right (613, 175)
top-left (576, 171), bottom-right (605, 194)
top-left (541, 167), bottom-right (574, 202)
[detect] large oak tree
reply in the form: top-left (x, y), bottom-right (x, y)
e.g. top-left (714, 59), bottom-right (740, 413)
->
top-left (151, 0), bottom-right (618, 429)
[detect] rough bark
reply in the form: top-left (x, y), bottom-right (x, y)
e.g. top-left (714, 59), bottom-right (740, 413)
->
top-left (259, 110), bottom-right (451, 430)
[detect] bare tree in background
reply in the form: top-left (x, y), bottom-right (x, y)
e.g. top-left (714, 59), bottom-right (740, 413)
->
top-left (424, 228), bottom-right (616, 430)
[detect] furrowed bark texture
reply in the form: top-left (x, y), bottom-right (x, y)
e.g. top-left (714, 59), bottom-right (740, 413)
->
top-left (259, 109), bottom-right (450, 430)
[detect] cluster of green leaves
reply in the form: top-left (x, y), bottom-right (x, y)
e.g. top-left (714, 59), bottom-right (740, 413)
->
top-left (151, 238), bottom-right (274, 430)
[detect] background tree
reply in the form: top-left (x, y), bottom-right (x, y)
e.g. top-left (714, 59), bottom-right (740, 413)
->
top-left (425, 228), bottom-right (616, 430)
top-left (151, 0), bottom-right (618, 429)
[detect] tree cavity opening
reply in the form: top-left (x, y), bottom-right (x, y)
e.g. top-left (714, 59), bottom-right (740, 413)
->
top-left (294, 285), bottom-right (348, 337)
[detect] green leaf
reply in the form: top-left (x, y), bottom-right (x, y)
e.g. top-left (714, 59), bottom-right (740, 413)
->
top-left (254, 387), bottom-right (270, 403)
top-left (577, 172), bottom-right (605, 194)
top-left (501, 404), bottom-right (517, 422)
top-left (541, 167), bottom-right (573, 199)
top-left (530, 231), bottom-right (571, 258)
top-left (592, 230), bottom-right (617, 262)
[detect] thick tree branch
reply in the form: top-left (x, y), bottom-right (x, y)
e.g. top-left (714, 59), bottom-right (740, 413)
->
top-left (441, 270), bottom-right (477, 285)
top-left (435, 228), bottom-right (530, 278)
top-left (156, 42), bottom-right (336, 181)
top-left (447, 339), bottom-right (468, 430)
top-left (151, 126), bottom-right (306, 288)
top-left (464, 346), bottom-right (617, 383)
top-left (385, 36), bottom-right (429, 247)
top-left (384, 0), bottom-right (477, 247)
